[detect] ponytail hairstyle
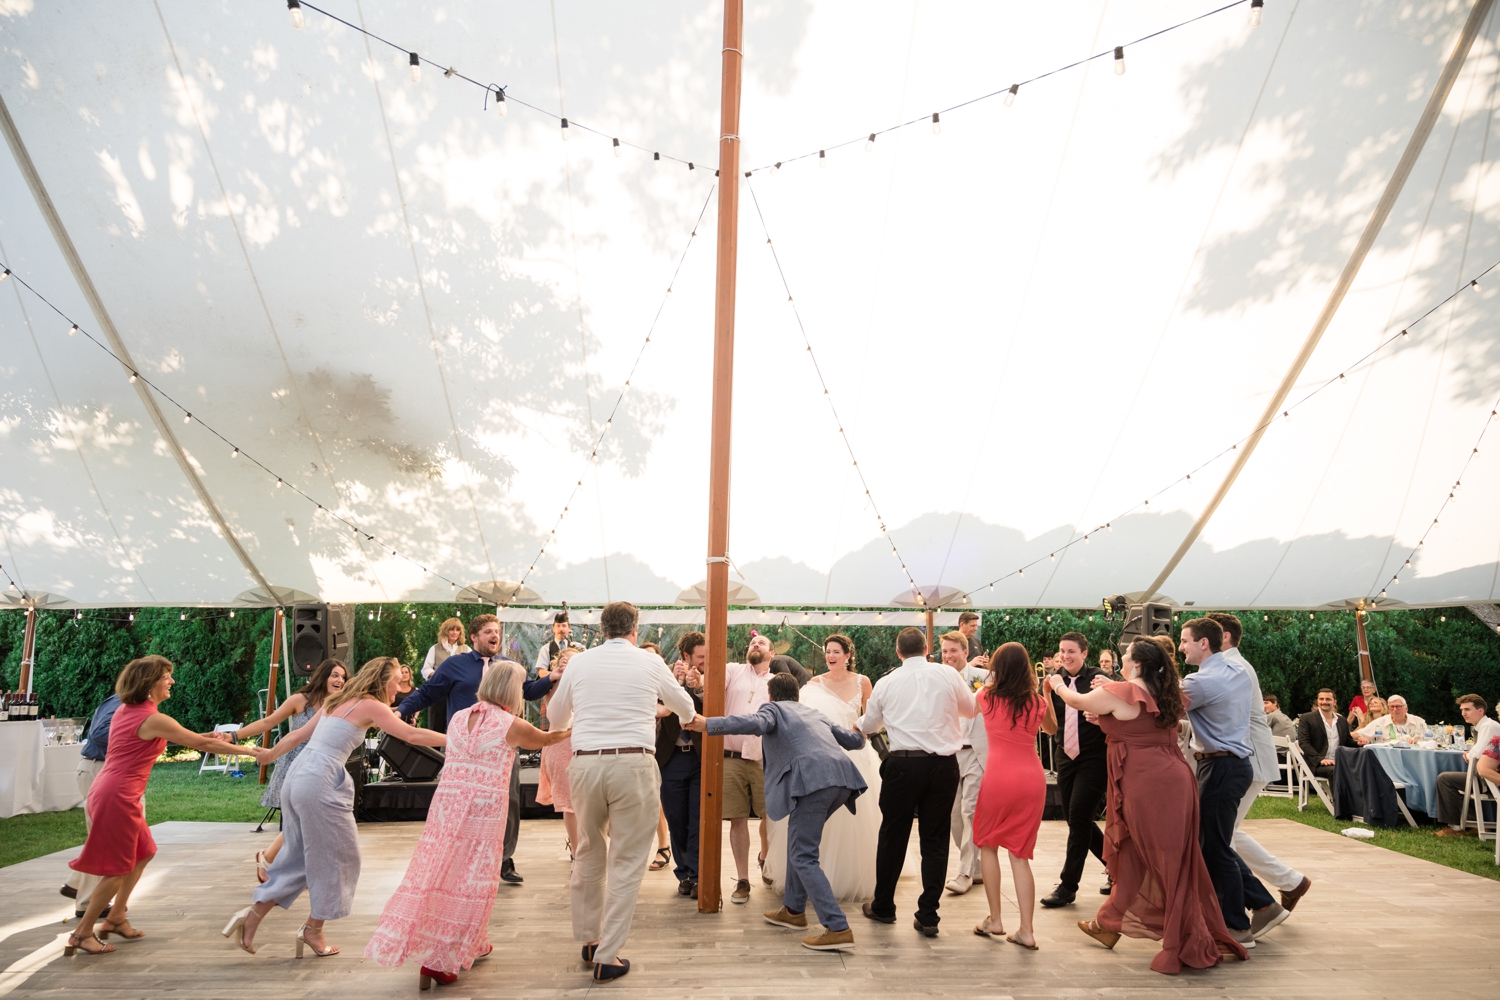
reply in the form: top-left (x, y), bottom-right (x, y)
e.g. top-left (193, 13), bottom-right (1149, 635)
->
top-left (981, 642), bottom-right (1040, 726)
top-left (1126, 638), bottom-right (1185, 729)
top-left (324, 656), bottom-right (399, 714)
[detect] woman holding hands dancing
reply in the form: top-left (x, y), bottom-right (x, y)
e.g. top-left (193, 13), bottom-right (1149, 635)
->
top-left (1045, 638), bottom-right (1245, 974)
top-left (222, 656), bottom-right (447, 959)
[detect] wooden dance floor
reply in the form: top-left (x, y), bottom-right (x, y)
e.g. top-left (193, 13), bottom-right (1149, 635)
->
top-left (3, 816), bottom-right (1497, 998)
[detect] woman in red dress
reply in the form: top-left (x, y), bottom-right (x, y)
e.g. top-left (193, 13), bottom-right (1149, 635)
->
top-left (66, 656), bottom-right (271, 957)
top-left (971, 642), bottom-right (1057, 949)
top-left (1046, 637), bottom-right (1247, 974)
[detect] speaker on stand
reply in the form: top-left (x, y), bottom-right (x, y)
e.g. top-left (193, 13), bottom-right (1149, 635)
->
top-left (290, 604), bottom-right (333, 677)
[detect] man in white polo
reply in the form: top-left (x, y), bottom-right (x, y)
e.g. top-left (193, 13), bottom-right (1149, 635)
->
top-left (548, 601), bottom-right (695, 983)
top-left (940, 630), bottom-right (988, 895)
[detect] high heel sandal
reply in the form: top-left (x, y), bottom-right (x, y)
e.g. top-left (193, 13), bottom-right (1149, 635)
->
top-left (253, 851), bottom-right (269, 884)
top-left (96, 914), bottom-right (145, 942)
top-left (64, 932), bottom-right (115, 957)
top-left (419, 966), bottom-right (458, 989)
top-left (1077, 919), bottom-right (1121, 950)
top-left (221, 906), bottom-right (258, 955)
top-left (294, 924), bottom-right (339, 958)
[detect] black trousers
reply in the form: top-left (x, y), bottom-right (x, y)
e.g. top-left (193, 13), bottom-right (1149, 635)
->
top-left (425, 698), bottom-right (448, 735)
top-left (1197, 754), bottom-right (1271, 929)
top-left (660, 748), bottom-right (700, 882)
top-left (504, 748), bottom-right (520, 862)
top-left (1054, 750), bottom-right (1107, 891)
top-left (872, 753), bottom-right (960, 927)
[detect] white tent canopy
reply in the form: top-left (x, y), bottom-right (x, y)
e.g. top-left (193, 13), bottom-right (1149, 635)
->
top-left (2, 0), bottom-right (1498, 610)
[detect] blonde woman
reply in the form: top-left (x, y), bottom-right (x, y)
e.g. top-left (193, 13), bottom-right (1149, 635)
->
top-left (1356, 697), bottom-right (1389, 731)
top-left (367, 661), bottom-right (568, 989)
top-left (421, 618), bottom-right (470, 735)
top-left (223, 657), bottom-right (446, 959)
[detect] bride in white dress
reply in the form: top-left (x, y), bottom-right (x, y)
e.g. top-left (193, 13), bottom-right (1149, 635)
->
top-left (764, 634), bottom-right (884, 900)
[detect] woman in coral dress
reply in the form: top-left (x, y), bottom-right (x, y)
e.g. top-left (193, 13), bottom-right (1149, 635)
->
top-left (1046, 637), bottom-right (1247, 974)
top-left (535, 647), bottom-right (579, 856)
top-left (971, 642), bottom-right (1056, 948)
top-left (67, 656), bottom-right (271, 957)
top-left (365, 660), bottom-right (569, 989)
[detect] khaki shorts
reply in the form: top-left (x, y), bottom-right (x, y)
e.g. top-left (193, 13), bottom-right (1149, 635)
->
top-left (721, 755), bottom-right (765, 819)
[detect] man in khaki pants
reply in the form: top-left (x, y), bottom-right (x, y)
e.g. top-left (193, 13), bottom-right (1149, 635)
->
top-left (547, 601), bottom-right (695, 983)
top-left (60, 693), bottom-right (122, 917)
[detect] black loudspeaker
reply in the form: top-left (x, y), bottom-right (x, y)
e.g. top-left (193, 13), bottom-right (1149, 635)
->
top-left (290, 604), bottom-right (332, 678)
top-left (1119, 602), bottom-right (1175, 648)
top-left (378, 733), bottom-right (445, 781)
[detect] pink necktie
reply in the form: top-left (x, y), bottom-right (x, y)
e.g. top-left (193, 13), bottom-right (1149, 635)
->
top-left (1063, 675), bottom-right (1079, 759)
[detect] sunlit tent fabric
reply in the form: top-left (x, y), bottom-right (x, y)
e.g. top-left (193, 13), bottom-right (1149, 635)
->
top-left (1, 0), bottom-right (1498, 610)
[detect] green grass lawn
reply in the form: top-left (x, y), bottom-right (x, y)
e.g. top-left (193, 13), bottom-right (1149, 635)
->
top-left (0, 761), bottom-right (272, 869)
top-left (1247, 793), bottom-right (1500, 880)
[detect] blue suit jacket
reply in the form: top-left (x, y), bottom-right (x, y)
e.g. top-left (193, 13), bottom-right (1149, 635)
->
top-left (706, 700), bottom-right (867, 822)
top-left (398, 651), bottom-right (555, 726)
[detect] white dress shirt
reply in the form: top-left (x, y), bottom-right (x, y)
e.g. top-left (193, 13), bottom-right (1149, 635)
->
top-left (858, 657), bottom-right (977, 756)
top-left (958, 664), bottom-right (989, 758)
top-left (547, 638), bottom-right (696, 753)
top-left (1356, 714), bottom-right (1428, 740)
top-left (722, 662), bottom-right (771, 761)
top-left (1222, 646), bottom-right (1279, 783)
top-left (421, 641), bottom-right (468, 680)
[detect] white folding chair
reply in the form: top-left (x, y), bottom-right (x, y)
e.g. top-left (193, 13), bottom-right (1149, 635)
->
top-left (1387, 781), bottom-right (1418, 828)
top-left (1292, 747), bottom-right (1335, 815)
top-left (1459, 752), bottom-right (1496, 840)
top-left (199, 724), bottom-right (245, 775)
top-left (1261, 735), bottom-right (1295, 797)
top-left (1487, 779), bottom-right (1500, 866)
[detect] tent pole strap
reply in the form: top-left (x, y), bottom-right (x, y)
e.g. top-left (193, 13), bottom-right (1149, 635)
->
top-left (0, 91), bottom-right (276, 597)
top-left (1142, 0), bottom-right (1496, 601)
top-left (697, 0), bottom-right (744, 915)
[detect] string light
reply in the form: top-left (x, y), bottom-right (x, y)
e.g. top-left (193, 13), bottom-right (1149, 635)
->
top-left (865, 132), bottom-right (877, 152)
top-left (613, 137), bottom-right (621, 157)
top-left (1114, 46), bottom-right (1126, 75)
top-left (408, 52), bottom-right (420, 83)
top-left (128, 372), bottom-right (137, 384)
top-left (231, 447), bottom-right (239, 458)
top-left (560, 117), bottom-right (570, 141)
top-left (819, 149), bottom-right (827, 168)
top-left (1249, 0), bottom-right (1264, 27)
top-left (1005, 84), bottom-right (1018, 107)
top-left (69, 324), bottom-right (77, 336)
top-left (931, 113), bottom-right (941, 135)
top-left (287, 0), bottom-right (304, 28)
top-left (0, 268), bottom-right (9, 280)
top-left (494, 87), bottom-right (507, 116)
top-left (183, 412), bottom-right (192, 424)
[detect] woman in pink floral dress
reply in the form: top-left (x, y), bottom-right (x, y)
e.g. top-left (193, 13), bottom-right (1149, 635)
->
top-left (365, 660), bottom-right (569, 989)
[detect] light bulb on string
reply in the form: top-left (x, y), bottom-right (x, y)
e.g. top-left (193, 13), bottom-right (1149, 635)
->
top-left (653, 152), bottom-right (661, 169)
top-left (819, 149), bottom-right (827, 167)
top-left (1282, 410), bottom-right (1290, 422)
top-left (688, 162), bottom-right (695, 175)
top-left (231, 447), bottom-right (238, 458)
top-left (229, 609), bottom-right (235, 618)
top-left (495, 88), bottom-right (507, 116)
top-left (129, 372), bottom-right (137, 384)
top-left (865, 132), bottom-right (876, 152)
top-left (1114, 46), bottom-right (1126, 75)
top-left (287, 0), bottom-right (304, 29)
top-left (1472, 279), bottom-right (1481, 291)
top-left (560, 118), bottom-right (570, 141)
top-left (1249, 0), bottom-right (1264, 27)
top-left (612, 138), bottom-right (621, 158)
top-left (69, 324), bottom-right (78, 336)
top-left (183, 413), bottom-right (192, 424)
top-left (276, 478), bottom-right (283, 488)
top-left (1, 268), bottom-right (9, 280)
top-left (931, 113), bottom-right (941, 135)
top-left (1004, 84), bottom-right (1018, 107)
top-left (408, 52), bottom-right (421, 83)
top-left (1401, 329), bottom-right (1410, 341)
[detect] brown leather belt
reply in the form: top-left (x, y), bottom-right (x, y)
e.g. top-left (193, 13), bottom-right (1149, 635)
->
top-left (1193, 750), bottom-right (1232, 760)
top-left (573, 747), bottom-right (654, 757)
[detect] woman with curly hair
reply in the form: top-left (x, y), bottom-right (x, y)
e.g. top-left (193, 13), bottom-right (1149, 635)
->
top-left (1046, 637), bottom-right (1246, 974)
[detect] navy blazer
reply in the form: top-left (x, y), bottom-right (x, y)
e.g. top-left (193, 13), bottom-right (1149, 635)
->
top-left (398, 651), bottom-right (554, 726)
top-left (706, 700), bottom-right (867, 822)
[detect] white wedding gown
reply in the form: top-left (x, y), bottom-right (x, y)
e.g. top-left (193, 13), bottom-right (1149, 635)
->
top-left (764, 680), bottom-right (903, 900)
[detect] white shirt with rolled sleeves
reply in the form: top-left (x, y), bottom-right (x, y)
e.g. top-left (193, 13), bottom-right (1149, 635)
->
top-left (547, 638), bottom-right (695, 753)
top-left (1221, 646), bottom-right (1279, 784)
top-left (858, 656), bottom-right (978, 755)
top-left (722, 662), bottom-right (771, 762)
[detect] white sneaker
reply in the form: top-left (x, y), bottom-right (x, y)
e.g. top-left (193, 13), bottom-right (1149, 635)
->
top-left (944, 873), bottom-right (973, 895)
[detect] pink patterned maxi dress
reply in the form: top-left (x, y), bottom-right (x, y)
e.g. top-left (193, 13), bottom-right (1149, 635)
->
top-left (365, 702), bottom-right (516, 974)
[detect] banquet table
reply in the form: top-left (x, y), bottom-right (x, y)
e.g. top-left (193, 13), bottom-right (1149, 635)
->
top-left (0, 721), bottom-right (88, 817)
top-left (1362, 743), bottom-right (1467, 817)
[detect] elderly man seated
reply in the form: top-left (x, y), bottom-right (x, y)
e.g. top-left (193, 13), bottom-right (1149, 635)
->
top-left (1353, 695), bottom-right (1426, 744)
top-left (1434, 695), bottom-right (1500, 837)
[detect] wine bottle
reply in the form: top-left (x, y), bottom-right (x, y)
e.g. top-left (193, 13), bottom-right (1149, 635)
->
top-left (0, 692), bottom-right (9, 723)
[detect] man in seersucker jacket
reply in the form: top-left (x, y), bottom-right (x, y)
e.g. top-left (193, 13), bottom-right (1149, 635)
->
top-left (687, 672), bottom-right (866, 954)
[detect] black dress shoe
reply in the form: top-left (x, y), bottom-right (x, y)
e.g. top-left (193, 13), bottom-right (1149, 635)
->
top-left (1040, 885), bottom-right (1077, 908)
top-left (912, 918), bottom-right (938, 938)
top-left (1100, 874), bottom-right (1113, 896)
top-left (678, 878), bottom-right (698, 898)
top-left (581, 943), bottom-right (598, 963)
top-left (59, 884), bottom-right (78, 900)
top-left (593, 958), bottom-right (630, 982)
top-left (500, 859), bottom-right (523, 884)
top-left (861, 902), bottom-right (895, 924)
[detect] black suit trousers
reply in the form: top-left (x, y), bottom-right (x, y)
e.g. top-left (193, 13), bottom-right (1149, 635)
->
top-left (1054, 749), bottom-right (1107, 890)
top-left (872, 754), bottom-right (960, 927)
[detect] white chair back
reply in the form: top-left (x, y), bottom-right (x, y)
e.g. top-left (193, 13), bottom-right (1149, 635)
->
top-left (1291, 742), bottom-right (1335, 815)
top-left (199, 724), bottom-right (245, 775)
top-left (1461, 750), bottom-right (1496, 840)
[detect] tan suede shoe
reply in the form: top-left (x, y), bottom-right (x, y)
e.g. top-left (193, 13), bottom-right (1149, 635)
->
top-left (764, 906), bottom-right (809, 929)
top-left (802, 928), bottom-right (855, 952)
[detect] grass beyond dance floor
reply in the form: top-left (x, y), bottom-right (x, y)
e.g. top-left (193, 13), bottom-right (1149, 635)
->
top-left (0, 761), bottom-right (270, 869)
top-left (1247, 794), bottom-right (1500, 881)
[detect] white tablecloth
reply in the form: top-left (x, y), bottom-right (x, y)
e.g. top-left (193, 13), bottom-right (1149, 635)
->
top-left (0, 723), bottom-right (88, 817)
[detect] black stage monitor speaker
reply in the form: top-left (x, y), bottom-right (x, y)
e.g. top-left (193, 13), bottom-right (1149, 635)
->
top-left (290, 604), bottom-right (333, 678)
top-left (378, 733), bottom-right (445, 781)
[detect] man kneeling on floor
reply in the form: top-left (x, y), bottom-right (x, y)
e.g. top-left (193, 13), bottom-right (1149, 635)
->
top-left (687, 673), bottom-right (867, 952)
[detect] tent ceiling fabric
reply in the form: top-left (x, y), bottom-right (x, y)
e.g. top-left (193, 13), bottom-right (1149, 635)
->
top-left (2, 1), bottom-right (1499, 611)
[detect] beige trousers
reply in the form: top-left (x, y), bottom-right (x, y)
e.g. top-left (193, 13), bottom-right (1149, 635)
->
top-left (568, 753), bottom-right (661, 966)
top-left (66, 758), bottom-right (107, 908)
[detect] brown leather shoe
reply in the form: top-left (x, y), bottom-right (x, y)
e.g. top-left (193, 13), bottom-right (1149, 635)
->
top-left (1435, 826), bottom-right (1476, 838)
top-left (763, 906), bottom-right (808, 929)
top-left (1279, 875), bottom-right (1312, 912)
top-left (730, 879), bottom-right (751, 904)
top-left (1077, 919), bottom-right (1120, 950)
top-left (802, 928), bottom-right (855, 952)
top-left (861, 902), bottom-right (895, 924)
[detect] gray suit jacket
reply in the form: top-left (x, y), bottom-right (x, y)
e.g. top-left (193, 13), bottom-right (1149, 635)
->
top-left (706, 701), bottom-right (867, 821)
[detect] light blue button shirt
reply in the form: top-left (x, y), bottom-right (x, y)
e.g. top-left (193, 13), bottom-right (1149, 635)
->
top-left (1181, 650), bottom-right (1253, 757)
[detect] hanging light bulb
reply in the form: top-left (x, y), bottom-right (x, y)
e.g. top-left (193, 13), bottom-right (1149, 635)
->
top-left (443, 66), bottom-right (456, 78)
top-left (1401, 328), bottom-right (1410, 341)
top-left (865, 132), bottom-right (877, 152)
top-left (1004, 84), bottom-right (1018, 107)
top-left (69, 324), bottom-right (78, 336)
top-left (0, 268), bottom-right (9, 280)
top-left (408, 52), bottom-right (421, 83)
top-left (129, 372), bottom-right (137, 384)
top-left (612, 137), bottom-right (621, 157)
top-left (1114, 46), bottom-right (1126, 75)
top-left (1018, 568), bottom-right (1024, 578)
top-left (276, 478), bottom-right (283, 488)
top-left (229, 609), bottom-right (235, 618)
top-left (183, 412), bottom-right (192, 424)
top-left (180, 613), bottom-right (186, 620)
top-left (231, 447), bottom-right (239, 458)
top-left (287, 0), bottom-right (304, 28)
top-left (129, 612), bottom-right (134, 621)
top-left (560, 117), bottom-right (570, 140)
top-left (1471, 278), bottom-right (1481, 291)
top-left (989, 583), bottom-right (994, 591)
top-left (931, 112), bottom-right (941, 134)
top-left (819, 149), bottom-right (827, 167)
top-left (368, 611), bottom-right (374, 620)
top-left (653, 151), bottom-right (661, 169)
top-left (688, 161), bottom-right (695, 174)
top-left (495, 88), bottom-right (508, 116)
top-left (1249, 0), bottom-right (1264, 27)
top-left (1282, 410), bottom-right (1290, 422)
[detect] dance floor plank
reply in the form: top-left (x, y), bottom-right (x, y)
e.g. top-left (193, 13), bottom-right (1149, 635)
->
top-left (3, 816), bottom-right (1496, 998)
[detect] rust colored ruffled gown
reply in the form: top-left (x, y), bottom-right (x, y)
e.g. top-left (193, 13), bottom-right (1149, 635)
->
top-left (1095, 681), bottom-right (1246, 974)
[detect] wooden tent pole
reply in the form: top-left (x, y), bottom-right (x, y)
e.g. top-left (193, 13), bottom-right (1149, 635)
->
top-left (925, 608), bottom-right (935, 659)
top-left (19, 606), bottom-right (37, 694)
top-left (697, 0), bottom-right (744, 915)
top-left (259, 608), bottom-right (285, 785)
top-left (1355, 609), bottom-right (1374, 687)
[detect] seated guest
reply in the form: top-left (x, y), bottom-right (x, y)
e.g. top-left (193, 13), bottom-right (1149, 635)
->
top-left (1354, 697), bottom-right (1388, 731)
top-left (1345, 678), bottom-right (1379, 728)
top-left (1262, 694), bottom-right (1295, 741)
top-left (1295, 689), bottom-right (1357, 780)
top-left (1353, 695), bottom-right (1425, 743)
top-left (1435, 695), bottom-right (1500, 837)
